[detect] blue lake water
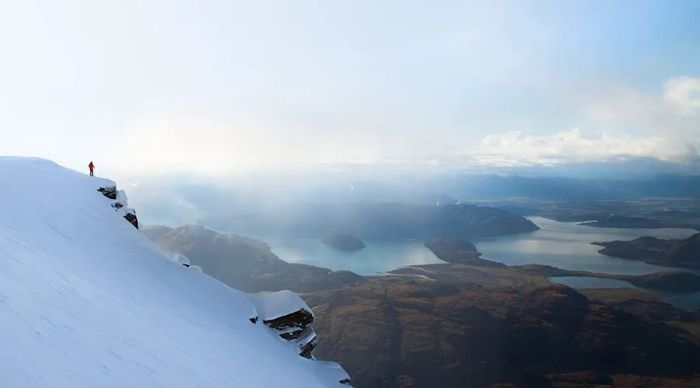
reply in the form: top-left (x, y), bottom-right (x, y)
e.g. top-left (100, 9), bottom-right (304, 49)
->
top-left (261, 216), bottom-right (699, 310)
top-left (265, 216), bottom-right (696, 276)
top-left (265, 238), bottom-right (443, 275)
top-left (476, 216), bottom-right (696, 275)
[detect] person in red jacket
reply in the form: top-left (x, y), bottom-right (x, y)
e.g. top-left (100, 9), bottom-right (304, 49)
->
top-left (88, 161), bottom-right (95, 176)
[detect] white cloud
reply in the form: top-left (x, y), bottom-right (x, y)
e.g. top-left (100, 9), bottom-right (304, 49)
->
top-left (664, 76), bottom-right (700, 113)
top-left (477, 128), bottom-right (690, 166)
top-left (568, 75), bottom-right (700, 165)
top-left (106, 75), bottom-right (700, 174)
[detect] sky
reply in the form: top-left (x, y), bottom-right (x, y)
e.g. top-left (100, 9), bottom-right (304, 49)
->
top-left (0, 0), bottom-right (698, 178)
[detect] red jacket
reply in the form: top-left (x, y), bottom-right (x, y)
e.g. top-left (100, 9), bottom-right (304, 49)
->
top-left (88, 162), bottom-right (95, 170)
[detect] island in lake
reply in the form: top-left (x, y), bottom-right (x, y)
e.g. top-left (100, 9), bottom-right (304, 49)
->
top-left (321, 233), bottom-right (366, 252)
top-left (425, 236), bottom-right (505, 267)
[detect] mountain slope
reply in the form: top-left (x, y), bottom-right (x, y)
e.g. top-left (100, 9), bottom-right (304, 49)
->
top-left (142, 224), bottom-right (365, 293)
top-left (593, 233), bottom-right (700, 269)
top-left (0, 157), bottom-right (347, 387)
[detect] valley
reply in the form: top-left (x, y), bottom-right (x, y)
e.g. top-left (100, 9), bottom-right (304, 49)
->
top-left (143, 213), bottom-right (700, 387)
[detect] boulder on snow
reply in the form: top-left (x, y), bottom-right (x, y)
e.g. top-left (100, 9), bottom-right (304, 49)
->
top-left (298, 331), bottom-right (318, 359)
top-left (97, 185), bottom-right (138, 229)
top-left (250, 291), bottom-right (320, 359)
top-left (263, 308), bottom-right (315, 332)
top-left (124, 211), bottom-right (139, 229)
top-left (111, 190), bottom-right (128, 209)
top-left (97, 186), bottom-right (117, 200)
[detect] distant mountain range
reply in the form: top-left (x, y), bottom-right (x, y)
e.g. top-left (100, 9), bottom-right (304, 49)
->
top-left (206, 202), bottom-right (539, 240)
top-left (127, 168), bottom-right (700, 228)
top-left (423, 173), bottom-right (700, 200)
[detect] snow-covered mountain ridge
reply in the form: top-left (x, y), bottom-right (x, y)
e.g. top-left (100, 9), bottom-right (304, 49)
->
top-left (0, 157), bottom-right (349, 387)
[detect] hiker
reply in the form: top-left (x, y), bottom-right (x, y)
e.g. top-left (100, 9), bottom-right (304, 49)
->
top-left (88, 161), bottom-right (95, 176)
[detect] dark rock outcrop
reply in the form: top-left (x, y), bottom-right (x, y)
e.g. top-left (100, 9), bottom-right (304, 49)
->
top-left (321, 233), bottom-right (365, 251)
top-left (98, 185), bottom-right (139, 229)
top-left (97, 186), bottom-right (117, 200)
top-left (124, 211), bottom-right (139, 229)
top-left (250, 292), bottom-right (321, 360)
top-left (263, 308), bottom-right (315, 334)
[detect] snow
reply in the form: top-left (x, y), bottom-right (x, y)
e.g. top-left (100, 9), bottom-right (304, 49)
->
top-left (0, 157), bottom-right (349, 387)
top-left (250, 290), bottom-right (313, 321)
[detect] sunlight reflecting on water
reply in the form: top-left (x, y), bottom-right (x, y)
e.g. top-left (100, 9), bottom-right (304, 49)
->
top-left (477, 216), bottom-right (696, 275)
top-left (266, 238), bottom-right (444, 275)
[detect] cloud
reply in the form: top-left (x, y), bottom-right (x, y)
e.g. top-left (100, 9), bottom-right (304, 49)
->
top-left (106, 75), bottom-right (700, 174)
top-left (476, 129), bottom-right (687, 166)
top-left (567, 75), bottom-right (700, 165)
top-left (664, 76), bottom-right (700, 113)
top-left (476, 76), bottom-right (700, 167)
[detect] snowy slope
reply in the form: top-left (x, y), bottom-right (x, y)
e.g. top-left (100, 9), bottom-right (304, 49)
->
top-left (0, 157), bottom-right (348, 387)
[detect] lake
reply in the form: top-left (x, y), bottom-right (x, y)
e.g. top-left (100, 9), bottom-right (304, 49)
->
top-left (266, 216), bottom-right (696, 276)
top-left (264, 238), bottom-right (442, 275)
top-left (478, 217), bottom-right (699, 311)
top-left (476, 216), bottom-right (696, 275)
top-left (263, 216), bottom-right (699, 310)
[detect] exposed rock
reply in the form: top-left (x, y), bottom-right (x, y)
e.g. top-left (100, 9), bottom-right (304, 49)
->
top-left (321, 233), bottom-right (365, 251)
top-left (98, 185), bottom-right (139, 229)
top-left (250, 291), bottom-right (321, 360)
top-left (97, 186), bottom-right (117, 200)
top-left (263, 308), bottom-right (315, 333)
top-left (124, 210), bottom-right (139, 229)
top-left (298, 332), bottom-right (318, 359)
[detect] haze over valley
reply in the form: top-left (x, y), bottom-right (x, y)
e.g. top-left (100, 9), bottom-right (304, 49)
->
top-left (2, 1), bottom-right (700, 387)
